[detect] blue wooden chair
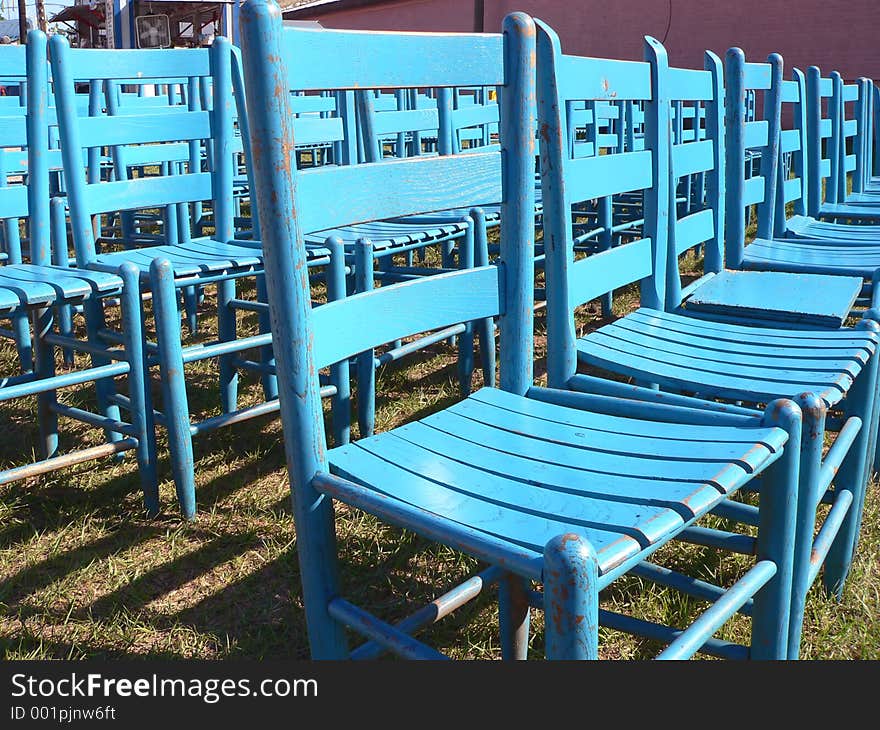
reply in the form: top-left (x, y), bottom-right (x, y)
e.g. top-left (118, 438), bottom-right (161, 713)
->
top-left (0, 31), bottom-right (157, 512)
top-left (819, 74), bottom-right (880, 214)
top-left (535, 27), bottom-right (879, 659)
top-left (48, 37), bottom-right (285, 517)
top-left (238, 1), bottom-right (802, 660)
top-left (725, 52), bottom-right (880, 305)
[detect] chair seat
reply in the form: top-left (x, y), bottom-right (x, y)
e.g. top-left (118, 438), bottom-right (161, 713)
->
top-left (742, 237), bottom-right (880, 278)
top-left (577, 308), bottom-right (875, 407)
top-left (682, 269), bottom-right (863, 329)
top-left (89, 237), bottom-right (265, 278)
top-left (819, 202), bottom-right (880, 220)
top-left (786, 215), bottom-right (880, 241)
top-left (0, 264), bottom-right (122, 313)
top-left (305, 219), bottom-right (467, 252)
top-left (327, 387), bottom-right (786, 578)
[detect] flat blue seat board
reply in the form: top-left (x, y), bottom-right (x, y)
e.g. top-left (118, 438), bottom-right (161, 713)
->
top-left (682, 269), bottom-right (863, 329)
top-left (328, 386), bottom-right (787, 575)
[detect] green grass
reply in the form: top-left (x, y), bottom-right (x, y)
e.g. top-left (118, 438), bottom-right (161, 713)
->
top-left (1, 246), bottom-right (879, 660)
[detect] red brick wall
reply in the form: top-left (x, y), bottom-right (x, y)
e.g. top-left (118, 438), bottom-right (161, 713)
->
top-left (288, 0), bottom-right (880, 81)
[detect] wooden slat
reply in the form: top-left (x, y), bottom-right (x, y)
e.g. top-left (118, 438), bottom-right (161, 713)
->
top-left (744, 120), bottom-right (769, 149)
top-left (78, 111), bottom-right (210, 148)
top-left (65, 47), bottom-right (210, 81)
top-left (0, 184), bottom-right (28, 219)
top-left (373, 108), bottom-right (438, 136)
top-left (743, 62), bottom-right (771, 90)
top-left (557, 54), bottom-right (652, 101)
top-left (675, 209), bottom-right (714, 254)
top-left (294, 116), bottom-right (344, 145)
top-left (297, 151), bottom-right (501, 233)
top-left (451, 103), bottom-right (499, 129)
top-left (668, 67), bottom-right (713, 101)
top-left (120, 142), bottom-right (191, 166)
top-left (566, 150), bottom-right (652, 203)
top-left (783, 177), bottom-right (802, 203)
top-left (0, 116), bottom-right (27, 144)
top-left (673, 140), bottom-right (714, 178)
top-left (312, 265), bottom-right (500, 369)
top-left (282, 27), bottom-right (504, 90)
top-left (742, 176), bottom-right (766, 206)
top-left (780, 129), bottom-right (801, 153)
top-left (568, 238), bottom-right (652, 306)
top-left (83, 171), bottom-right (212, 214)
top-left (780, 80), bottom-right (800, 103)
top-left (291, 95), bottom-right (337, 114)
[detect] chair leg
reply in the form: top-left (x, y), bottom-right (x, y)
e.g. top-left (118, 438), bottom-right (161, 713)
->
top-left (119, 263), bottom-right (159, 516)
top-left (755, 399), bottom-right (801, 660)
top-left (355, 240), bottom-right (375, 439)
top-left (499, 572), bottom-right (530, 660)
top-left (472, 209), bottom-right (496, 388)
top-left (217, 277), bottom-right (239, 415)
top-left (50, 197), bottom-right (74, 366)
top-left (10, 311), bottom-right (32, 373)
top-left (150, 258), bottom-right (197, 520)
top-left (327, 240), bottom-right (350, 446)
top-left (824, 340), bottom-right (880, 598)
top-left (82, 298), bottom-right (124, 455)
top-left (32, 306), bottom-right (59, 460)
top-left (788, 393), bottom-right (826, 657)
top-left (456, 219), bottom-right (475, 397)
top-left (255, 273), bottom-right (278, 403)
top-left (542, 533), bottom-right (599, 660)
top-left (598, 196), bottom-right (613, 316)
top-left (182, 286), bottom-right (199, 336)
top-left (295, 483), bottom-right (349, 659)
top-left (5, 217), bottom-right (33, 372)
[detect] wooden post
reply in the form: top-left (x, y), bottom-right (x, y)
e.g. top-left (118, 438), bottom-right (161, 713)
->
top-left (35, 0), bottom-right (47, 33)
top-left (17, 0), bottom-right (27, 42)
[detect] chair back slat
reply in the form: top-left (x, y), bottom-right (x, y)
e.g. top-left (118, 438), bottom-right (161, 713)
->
top-left (298, 147), bottom-right (500, 235)
top-left (312, 266), bottom-right (501, 370)
top-left (280, 28), bottom-right (505, 90)
top-left (77, 110), bottom-right (211, 148)
top-left (56, 48), bottom-right (211, 80)
top-left (83, 173), bottom-right (213, 216)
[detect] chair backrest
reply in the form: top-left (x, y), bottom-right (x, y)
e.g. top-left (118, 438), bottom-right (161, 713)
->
top-left (723, 48), bottom-right (784, 267)
top-left (49, 36), bottom-right (236, 266)
top-left (665, 52), bottom-right (725, 309)
top-left (804, 66), bottom-right (837, 216)
top-left (0, 34), bottom-right (49, 267)
top-left (536, 20), bottom-right (667, 388)
top-left (834, 73), bottom-right (870, 196)
top-left (239, 1), bottom-right (534, 483)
